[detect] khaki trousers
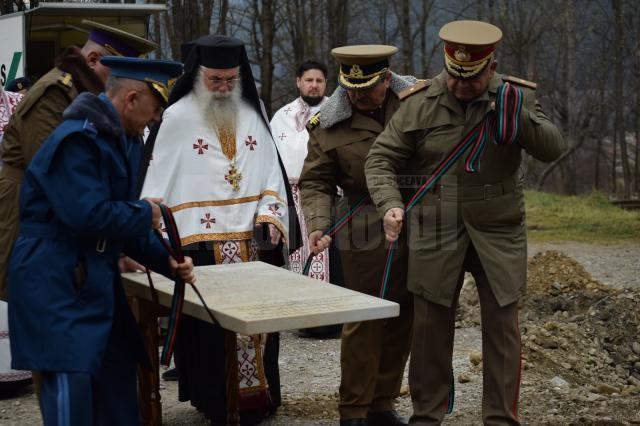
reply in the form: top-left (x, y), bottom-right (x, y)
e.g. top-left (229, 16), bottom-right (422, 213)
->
top-left (0, 175), bottom-right (20, 301)
top-left (409, 257), bottom-right (521, 425)
top-left (339, 295), bottom-right (413, 419)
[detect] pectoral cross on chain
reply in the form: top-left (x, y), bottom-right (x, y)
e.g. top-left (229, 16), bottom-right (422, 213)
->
top-left (225, 163), bottom-right (243, 191)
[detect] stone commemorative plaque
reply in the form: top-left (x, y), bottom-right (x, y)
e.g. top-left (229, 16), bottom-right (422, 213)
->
top-left (122, 261), bottom-right (399, 335)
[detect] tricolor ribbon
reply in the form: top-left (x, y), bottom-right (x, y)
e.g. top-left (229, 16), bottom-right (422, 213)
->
top-left (302, 194), bottom-right (371, 276)
top-left (303, 83), bottom-right (522, 286)
top-left (147, 204), bottom-right (218, 367)
top-left (380, 82), bottom-right (523, 299)
top-left (156, 204), bottom-right (186, 366)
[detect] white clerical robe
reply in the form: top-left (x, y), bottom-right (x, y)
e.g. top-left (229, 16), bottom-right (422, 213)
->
top-left (0, 90), bottom-right (30, 385)
top-left (141, 93), bottom-right (289, 246)
top-left (270, 97), bottom-right (330, 282)
top-left (0, 89), bottom-right (22, 155)
top-left (270, 97), bottom-right (326, 180)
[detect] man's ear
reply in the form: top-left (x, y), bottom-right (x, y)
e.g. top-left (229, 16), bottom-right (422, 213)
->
top-left (486, 59), bottom-right (498, 79)
top-left (295, 76), bottom-right (302, 91)
top-left (383, 71), bottom-right (392, 88)
top-left (123, 90), bottom-right (138, 110)
top-left (85, 50), bottom-right (100, 70)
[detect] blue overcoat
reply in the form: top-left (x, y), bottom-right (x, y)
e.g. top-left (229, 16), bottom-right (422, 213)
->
top-left (8, 92), bottom-right (171, 374)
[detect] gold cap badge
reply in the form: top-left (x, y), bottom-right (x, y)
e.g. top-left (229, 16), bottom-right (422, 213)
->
top-left (454, 46), bottom-right (471, 62)
top-left (349, 64), bottom-right (364, 78)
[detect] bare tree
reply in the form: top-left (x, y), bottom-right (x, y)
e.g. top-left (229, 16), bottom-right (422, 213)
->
top-left (392, 0), bottom-right (413, 74)
top-left (538, 0), bottom-right (577, 191)
top-left (612, 0), bottom-right (631, 197)
top-left (325, 0), bottom-right (349, 84)
top-left (280, 0), bottom-right (308, 68)
top-left (495, 0), bottom-right (553, 80)
top-left (252, 0), bottom-right (277, 116)
top-left (146, 0), bottom-right (637, 197)
top-left (218, 0), bottom-right (229, 34)
top-left (594, 34), bottom-right (608, 191)
top-left (418, 0), bottom-right (437, 77)
top-left (164, 0), bottom-right (215, 60)
top-left (563, 0), bottom-right (577, 193)
top-left (631, 14), bottom-right (640, 194)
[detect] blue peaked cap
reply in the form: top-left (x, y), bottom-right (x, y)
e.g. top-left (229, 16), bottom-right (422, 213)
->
top-left (100, 56), bottom-right (183, 105)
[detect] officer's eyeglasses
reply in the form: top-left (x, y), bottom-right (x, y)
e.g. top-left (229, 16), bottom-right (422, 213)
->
top-left (208, 76), bottom-right (241, 87)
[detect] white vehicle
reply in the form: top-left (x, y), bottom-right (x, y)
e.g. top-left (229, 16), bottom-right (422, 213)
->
top-left (0, 2), bottom-right (165, 88)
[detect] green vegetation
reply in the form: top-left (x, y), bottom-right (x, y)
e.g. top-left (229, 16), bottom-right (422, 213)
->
top-left (525, 190), bottom-right (640, 243)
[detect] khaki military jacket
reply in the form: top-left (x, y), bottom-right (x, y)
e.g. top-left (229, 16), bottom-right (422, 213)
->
top-left (365, 70), bottom-right (565, 307)
top-left (299, 74), bottom-right (417, 299)
top-left (0, 67), bottom-right (77, 300)
top-left (1, 67), bottom-right (78, 170)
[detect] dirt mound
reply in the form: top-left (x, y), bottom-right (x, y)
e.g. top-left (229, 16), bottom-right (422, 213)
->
top-left (457, 251), bottom-right (640, 400)
top-left (527, 250), bottom-right (610, 295)
top-left (525, 251), bottom-right (616, 319)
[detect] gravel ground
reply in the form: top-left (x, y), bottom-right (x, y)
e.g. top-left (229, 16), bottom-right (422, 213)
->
top-left (160, 328), bottom-right (484, 426)
top-left (1, 240), bottom-right (639, 425)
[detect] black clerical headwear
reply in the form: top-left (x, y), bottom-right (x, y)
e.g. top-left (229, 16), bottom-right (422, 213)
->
top-left (168, 35), bottom-right (257, 110)
top-left (194, 35), bottom-right (243, 69)
top-left (141, 35), bottom-right (303, 252)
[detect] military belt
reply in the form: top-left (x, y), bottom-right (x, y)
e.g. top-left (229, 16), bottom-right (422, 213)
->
top-left (19, 222), bottom-right (71, 240)
top-left (19, 222), bottom-right (114, 254)
top-left (0, 164), bottom-right (25, 183)
top-left (432, 178), bottom-right (516, 201)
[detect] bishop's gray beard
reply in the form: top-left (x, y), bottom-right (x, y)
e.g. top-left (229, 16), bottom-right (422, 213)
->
top-left (193, 69), bottom-right (243, 137)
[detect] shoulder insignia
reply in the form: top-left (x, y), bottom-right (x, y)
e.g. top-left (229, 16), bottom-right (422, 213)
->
top-left (398, 79), bottom-right (431, 101)
top-left (307, 112), bottom-right (321, 130)
top-left (58, 72), bottom-right (74, 89)
top-left (502, 75), bottom-right (537, 90)
top-left (81, 119), bottom-right (98, 138)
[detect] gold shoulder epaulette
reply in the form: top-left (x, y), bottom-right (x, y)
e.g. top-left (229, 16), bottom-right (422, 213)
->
top-left (502, 75), bottom-right (537, 90)
top-left (307, 112), bottom-right (320, 130)
top-left (57, 72), bottom-right (74, 89)
top-left (398, 79), bottom-right (431, 101)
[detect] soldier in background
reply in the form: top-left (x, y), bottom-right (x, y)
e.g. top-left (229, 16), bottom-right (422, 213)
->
top-left (0, 20), bottom-right (157, 301)
top-left (365, 20), bottom-right (566, 425)
top-left (5, 77), bottom-right (32, 95)
top-left (300, 45), bottom-right (415, 426)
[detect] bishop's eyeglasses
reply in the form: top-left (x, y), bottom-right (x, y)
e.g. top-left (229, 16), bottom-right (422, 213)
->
top-left (208, 76), bottom-right (241, 87)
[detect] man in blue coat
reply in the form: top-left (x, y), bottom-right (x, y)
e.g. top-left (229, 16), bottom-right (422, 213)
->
top-left (7, 57), bottom-right (192, 425)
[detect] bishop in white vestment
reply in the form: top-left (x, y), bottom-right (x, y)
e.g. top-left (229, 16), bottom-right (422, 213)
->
top-left (142, 89), bottom-right (289, 260)
top-left (139, 35), bottom-right (299, 424)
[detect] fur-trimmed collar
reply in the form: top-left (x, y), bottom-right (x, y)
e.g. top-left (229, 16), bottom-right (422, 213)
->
top-left (63, 92), bottom-right (122, 137)
top-left (318, 73), bottom-right (417, 129)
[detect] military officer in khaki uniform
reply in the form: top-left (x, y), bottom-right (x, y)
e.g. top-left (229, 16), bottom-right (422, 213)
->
top-left (365, 21), bottom-right (566, 425)
top-left (300, 45), bottom-right (415, 426)
top-left (0, 20), bottom-right (157, 300)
